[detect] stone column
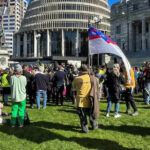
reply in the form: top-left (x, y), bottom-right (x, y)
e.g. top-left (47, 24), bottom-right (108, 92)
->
top-left (28, 33), bottom-right (32, 57)
top-left (17, 34), bottom-right (20, 57)
top-left (23, 33), bottom-right (27, 57)
top-left (142, 19), bottom-right (146, 51)
top-left (62, 29), bottom-right (65, 57)
top-left (47, 29), bottom-right (50, 56)
top-left (34, 30), bottom-right (37, 57)
top-left (75, 29), bottom-right (79, 57)
top-left (49, 32), bottom-right (52, 56)
top-left (149, 22), bottom-right (150, 50)
top-left (128, 22), bottom-right (133, 51)
top-left (136, 24), bottom-right (139, 52)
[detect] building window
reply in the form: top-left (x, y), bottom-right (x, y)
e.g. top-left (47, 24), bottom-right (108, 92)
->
top-left (52, 32), bottom-right (61, 56)
top-left (10, 19), bottom-right (15, 21)
top-left (3, 24), bottom-right (8, 26)
top-left (10, 15), bottom-right (15, 18)
top-left (65, 32), bottom-right (76, 56)
top-left (133, 4), bottom-right (138, 11)
top-left (116, 25), bottom-right (121, 34)
top-left (9, 23), bottom-right (15, 26)
top-left (9, 27), bottom-right (15, 29)
top-left (5, 38), bottom-right (12, 41)
top-left (3, 20), bottom-right (8, 22)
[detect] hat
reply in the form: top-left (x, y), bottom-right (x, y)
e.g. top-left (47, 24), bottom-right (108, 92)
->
top-left (4, 68), bottom-right (9, 73)
top-left (39, 66), bottom-right (44, 73)
top-left (79, 65), bottom-right (89, 72)
top-left (15, 64), bottom-right (22, 73)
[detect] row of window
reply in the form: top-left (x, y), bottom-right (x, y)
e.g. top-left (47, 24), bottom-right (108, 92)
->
top-left (23, 12), bottom-right (109, 26)
top-left (3, 19), bottom-right (15, 22)
top-left (30, 0), bottom-right (108, 10)
top-left (26, 3), bottom-right (109, 18)
top-left (22, 21), bottom-right (110, 32)
top-left (3, 27), bottom-right (15, 30)
top-left (3, 23), bottom-right (15, 26)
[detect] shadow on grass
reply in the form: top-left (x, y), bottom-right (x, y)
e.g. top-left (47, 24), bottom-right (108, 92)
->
top-left (0, 121), bottom-right (140, 150)
top-left (137, 106), bottom-right (150, 109)
top-left (58, 109), bottom-right (77, 114)
top-left (99, 124), bottom-right (150, 136)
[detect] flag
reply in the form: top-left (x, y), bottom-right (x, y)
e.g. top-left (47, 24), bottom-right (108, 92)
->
top-left (89, 25), bottom-right (132, 81)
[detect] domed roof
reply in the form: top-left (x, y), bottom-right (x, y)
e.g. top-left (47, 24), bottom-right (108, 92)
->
top-left (20, 0), bottom-right (110, 32)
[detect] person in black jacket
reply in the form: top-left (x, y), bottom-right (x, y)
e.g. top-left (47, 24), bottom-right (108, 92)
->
top-left (105, 64), bottom-right (126, 118)
top-left (144, 63), bottom-right (150, 105)
top-left (23, 64), bottom-right (35, 109)
top-left (53, 66), bottom-right (66, 106)
top-left (35, 66), bottom-right (49, 109)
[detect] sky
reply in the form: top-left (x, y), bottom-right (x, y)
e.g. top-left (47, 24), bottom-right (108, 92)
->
top-left (27, 0), bottom-right (121, 7)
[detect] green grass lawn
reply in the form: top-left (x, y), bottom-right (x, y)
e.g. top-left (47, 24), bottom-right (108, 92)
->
top-left (0, 95), bottom-right (150, 150)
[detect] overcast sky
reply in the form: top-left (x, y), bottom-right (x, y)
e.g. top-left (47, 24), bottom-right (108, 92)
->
top-left (27, 0), bottom-right (121, 7)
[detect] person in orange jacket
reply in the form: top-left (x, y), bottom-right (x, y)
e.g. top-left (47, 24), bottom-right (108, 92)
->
top-left (122, 64), bottom-right (138, 116)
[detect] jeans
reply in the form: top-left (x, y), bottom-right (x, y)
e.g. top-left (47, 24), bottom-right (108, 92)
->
top-left (36, 90), bottom-right (47, 109)
top-left (145, 83), bottom-right (150, 105)
top-left (106, 97), bottom-right (120, 115)
top-left (3, 95), bottom-right (8, 104)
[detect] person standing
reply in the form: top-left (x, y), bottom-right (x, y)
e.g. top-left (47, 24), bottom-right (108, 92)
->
top-left (144, 63), bottom-right (150, 105)
top-left (72, 65), bottom-right (98, 133)
top-left (35, 66), bottom-right (49, 109)
top-left (105, 64), bottom-right (125, 118)
top-left (123, 64), bottom-right (138, 116)
top-left (53, 66), bottom-right (66, 106)
top-left (10, 64), bottom-right (27, 127)
top-left (1, 69), bottom-right (11, 106)
top-left (23, 64), bottom-right (35, 109)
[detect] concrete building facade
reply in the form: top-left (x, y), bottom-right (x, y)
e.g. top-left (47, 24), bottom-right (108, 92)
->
top-left (12, 0), bottom-right (110, 64)
top-left (111, 0), bottom-right (150, 66)
top-left (1, 0), bottom-right (27, 56)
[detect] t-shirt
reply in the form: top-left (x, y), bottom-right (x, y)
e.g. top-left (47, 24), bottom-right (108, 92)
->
top-left (10, 75), bottom-right (27, 102)
top-left (72, 74), bottom-right (91, 108)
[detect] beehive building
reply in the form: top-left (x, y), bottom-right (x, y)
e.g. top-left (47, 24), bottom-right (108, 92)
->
top-left (13, 0), bottom-right (110, 63)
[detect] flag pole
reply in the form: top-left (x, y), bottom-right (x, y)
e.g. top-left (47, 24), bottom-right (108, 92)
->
top-left (88, 17), bottom-right (91, 68)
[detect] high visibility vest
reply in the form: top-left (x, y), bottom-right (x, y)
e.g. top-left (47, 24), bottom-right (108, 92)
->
top-left (2, 74), bottom-right (10, 87)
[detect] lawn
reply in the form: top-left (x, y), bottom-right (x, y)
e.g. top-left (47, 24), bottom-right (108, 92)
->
top-left (0, 95), bottom-right (150, 150)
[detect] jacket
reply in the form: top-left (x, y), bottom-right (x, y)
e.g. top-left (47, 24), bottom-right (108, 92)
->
top-left (123, 69), bottom-right (135, 88)
top-left (89, 75), bottom-right (100, 119)
top-left (2, 74), bottom-right (10, 87)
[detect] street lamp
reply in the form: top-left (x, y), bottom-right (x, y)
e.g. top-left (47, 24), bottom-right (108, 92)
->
top-left (89, 15), bottom-right (103, 67)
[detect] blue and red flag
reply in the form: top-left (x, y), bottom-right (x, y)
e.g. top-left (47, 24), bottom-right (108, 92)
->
top-left (89, 25), bottom-right (132, 81)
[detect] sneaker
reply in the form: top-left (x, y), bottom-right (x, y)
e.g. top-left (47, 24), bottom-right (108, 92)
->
top-left (131, 111), bottom-right (138, 116)
top-left (11, 125), bottom-right (15, 128)
top-left (19, 125), bottom-right (23, 128)
top-left (106, 113), bottom-right (109, 117)
top-left (114, 114), bottom-right (121, 118)
top-left (125, 110), bottom-right (131, 114)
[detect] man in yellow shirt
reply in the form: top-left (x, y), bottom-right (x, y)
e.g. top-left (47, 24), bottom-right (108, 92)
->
top-left (123, 65), bottom-right (138, 116)
top-left (72, 65), bottom-right (98, 133)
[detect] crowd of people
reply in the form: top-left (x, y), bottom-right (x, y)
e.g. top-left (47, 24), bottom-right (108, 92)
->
top-left (0, 61), bottom-right (150, 133)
